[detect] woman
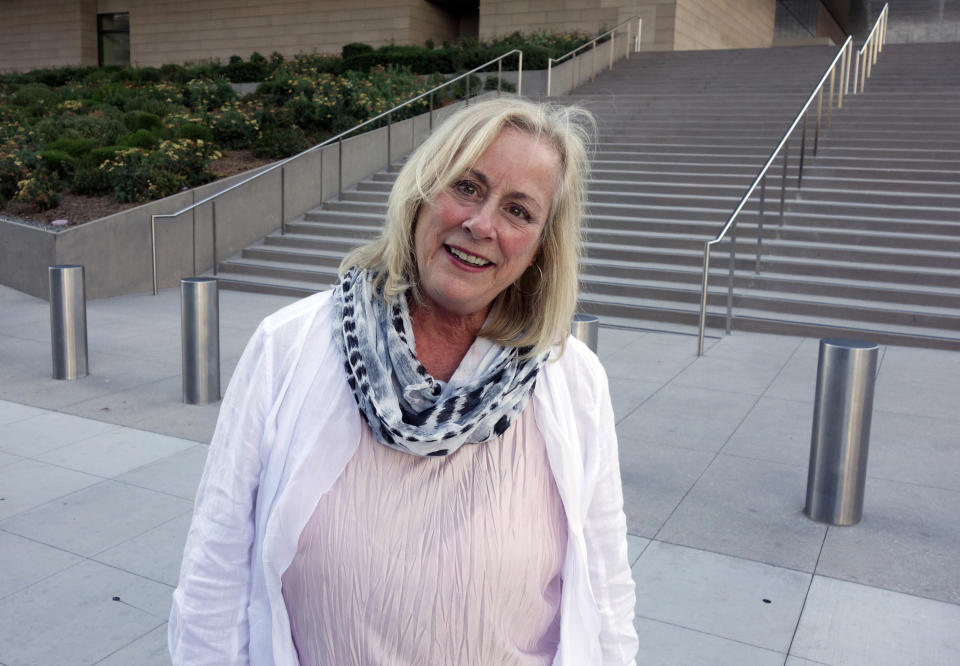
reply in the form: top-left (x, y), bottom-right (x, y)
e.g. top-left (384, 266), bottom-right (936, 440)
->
top-left (169, 97), bottom-right (638, 665)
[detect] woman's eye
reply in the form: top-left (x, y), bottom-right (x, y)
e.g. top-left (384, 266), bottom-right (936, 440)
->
top-left (506, 204), bottom-right (530, 220)
top-left (454, 181), bottom-right (478, 196)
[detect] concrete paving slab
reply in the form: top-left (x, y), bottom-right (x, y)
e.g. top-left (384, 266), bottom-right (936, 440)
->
top-left (0, 410), bottom-right (120, 457)
top-left (115, 444), bottom-right (208, 500)
top-left (763, 337), bottom-right (822, 402)
top-left (873, 346), bottom-right (960, 420)
top-left (705, 331), bottom-right (804, 359)
top-left (633, 540), bottom-right (810, 653)
top-left (60, 375), bottom-right (199, 431)
top-left (597, 327), bottom-right (649, 359)
top-left (0, 459), bottom-right (103, 520)
top-left (635, 617), bottom-right (787, 665)
top-left (0, 480), bottom-right (191, 558)
top-left (626, 534), bottom-right (650, 567)
top-left (868, 410), bottom-right (960, 492)
top-left (0, 399), bottom-right (47, 425)
top-left (816, 478), bottom-right (960, 605)
top-left (601, 336), bottom-right (699, 383)
top-left (618, 439), bottom-right (714, 537)
top-left (0, 530), bottom-right (84, 599)
top-left (607, 376), bottom-right (661, 423)
top-left (0, 449), bottom-right (21, 469)
top-left (617, 384), bottom-right (757, 453)
top-left (93, 512), bottom-right (192, 587)
top-left (657, 454), bottom-right (827, 571)
top-left (791, 575), bottom-right (960, 666)
top-left (721, 396), bottom-right (813, 469)
top-left (36, 427), bottom-right (196, 478)
top-left (6, 354), bottom-right (181, 412)
top-left (0, 560), bottom-right (169, 666)
top-left (96, 624), bottom-right (170, 666)
top-left (672, 349), bottom-right (790, 396)
top-left (127, 397), bottom-right (222, 443)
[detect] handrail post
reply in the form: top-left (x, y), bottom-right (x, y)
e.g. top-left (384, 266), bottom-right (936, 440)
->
top-left (838, 43), bottom-right (847, 108)
top-left (697, 243), bottom-right (712, 356)
top-left (211, 200), bottom-right (217, 276)
top-left (852, 50), bottom-right (860, 94)
top-left (591, 41), bottom-right (596, 81)
top-left (779, 138), bottom-right (789, 224)
top-left (626, 22), bottom-right (630, 59)
top-left (610, 32), bottom-right (615, 70)
top-left (151, 214), bottom-right (159, 295)
top-left (756, 174), bottom-right (767, 273)
top-left (726, 223), bottom-right (735, 334)
top-left (814, 88), bottom-right (823, 155)
top-left (465, 75), bottom-right (470, 105)
top-left (517, 50), bottom-right (523, 96)
top-left (497, 59), bottom-right (502, 96)
top-left (429, 92), bottom-right (434, 131)
top-left (636, 18), bottom-right (642, 52)
top-left (338, 137), bottom-right (343, 197)
top-left (280, 166), bottom-right (286, 235)
top-left (798, 111), bottom-right (807, 188)
top-left (387, 112), bottom-right (392, 166)
top-left (547, 59), bottom-right (553, 96)
top-left (827, 67), bottom-right (836, 129)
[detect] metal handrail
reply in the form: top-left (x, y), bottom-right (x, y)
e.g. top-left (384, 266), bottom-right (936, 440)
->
top-left (696, 3), bottom-right (890, 354)
top-left (852, 3), bottom-right (889, 93)
top-left (546, 16), bottom-right (642, 96)
top-left (149, 49), bottom-right (524, 294)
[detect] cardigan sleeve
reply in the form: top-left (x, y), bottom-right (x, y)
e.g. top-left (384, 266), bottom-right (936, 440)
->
top-left (169, 322), bottom-right (274, 665)
top-left (584, 357), bottom-right (639, 665)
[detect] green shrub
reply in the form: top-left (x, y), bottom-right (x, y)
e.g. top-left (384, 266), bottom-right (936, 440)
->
top-left (183, 77), bottom-right (236, 111)
top-left (223, 55), bottom-right (270, 83)
top-left (124, 110), bottom-right (164, 132)
top-left (13, 173), bottom-right (60, 211)
top-left (38, 149), bottom-right (75, 179)
top-left (119, 129), bottom-right (160, 149)
top-left (71, 164), bottom-right (112, 196)
top-left (342, 42), bottom-right (374, 60)
top-left (212, 108), bottom-right (258, 149)
top-left (122, 96), bottom-right (169, 116)
top-left (252, 125), bottom-right (308, 159)
top-left (10, 83), bottom-right (61, 114)
top-left (159, 63), bottom-right (190, 84)
top-left (103, 139), bottom-right (221, 202)
top-left (89, 145), bottom-right (122, 166)
top-left (176, 122), bottom-right (214, 142)
top-left (46, 137), bottom-right (98, 157)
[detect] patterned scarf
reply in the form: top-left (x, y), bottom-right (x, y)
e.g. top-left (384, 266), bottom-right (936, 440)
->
top-left (332, 267), bottom-right (547, 457)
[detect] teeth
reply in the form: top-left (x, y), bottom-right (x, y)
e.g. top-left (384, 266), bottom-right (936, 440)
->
top-left (448, 246), bottom-right (491, 266)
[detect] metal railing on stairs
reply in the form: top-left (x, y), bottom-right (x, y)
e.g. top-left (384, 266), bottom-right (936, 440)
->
top-left (696, 4), bottom-right (890, 355)
top-left (546, 16), bottom-right (642, 97)
top-left (148, 50), bottom-right (524, 295)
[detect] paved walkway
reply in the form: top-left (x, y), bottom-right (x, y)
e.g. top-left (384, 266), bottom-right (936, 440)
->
top-left (1, 283), bottom-right (958, 665)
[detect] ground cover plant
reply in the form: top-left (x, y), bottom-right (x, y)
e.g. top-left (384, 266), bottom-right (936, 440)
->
top-left (0, 31), bottom-right (589, 226)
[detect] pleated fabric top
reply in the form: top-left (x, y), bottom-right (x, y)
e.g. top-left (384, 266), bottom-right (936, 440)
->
top-left (281, 405), bottom-right (567, 666)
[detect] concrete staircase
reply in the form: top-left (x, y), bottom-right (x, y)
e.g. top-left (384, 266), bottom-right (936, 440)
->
top-left (214, 43), bottom-right (960, 349)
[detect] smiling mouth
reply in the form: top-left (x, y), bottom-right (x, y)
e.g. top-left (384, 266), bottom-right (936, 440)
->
top-left (446, 245), bottom-right (492, 267)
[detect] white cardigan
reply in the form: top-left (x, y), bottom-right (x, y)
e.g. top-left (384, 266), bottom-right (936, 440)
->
top-left (169, 290), bottom-right (638, 665)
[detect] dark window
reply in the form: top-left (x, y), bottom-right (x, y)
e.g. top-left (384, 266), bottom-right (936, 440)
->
top-left (98, 13), bottom-right (130, 67)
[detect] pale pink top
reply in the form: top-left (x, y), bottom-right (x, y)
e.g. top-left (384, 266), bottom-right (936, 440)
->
top-left (281, 406), bottom-right (567, 666)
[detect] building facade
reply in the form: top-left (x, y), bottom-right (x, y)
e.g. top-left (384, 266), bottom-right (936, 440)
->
top-left (2, 0), bottom-right (953, 73)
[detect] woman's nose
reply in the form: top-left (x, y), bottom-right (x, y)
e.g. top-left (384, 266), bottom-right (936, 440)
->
top-left (461, 203), bottom-right (496, 239)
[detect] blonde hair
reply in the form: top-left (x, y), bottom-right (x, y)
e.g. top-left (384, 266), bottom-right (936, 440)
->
top-left (340, 97), bottom-right (594, 357)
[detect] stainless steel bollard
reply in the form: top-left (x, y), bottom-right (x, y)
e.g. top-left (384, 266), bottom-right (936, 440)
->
top-left (49, 265), bottom-right (89, 380)
top-left (181, 277), bottom-right (220, 405)
top-left (805, 338), bottom-right (878, 526)
top-left (571, 313), bottom-right (599, 353)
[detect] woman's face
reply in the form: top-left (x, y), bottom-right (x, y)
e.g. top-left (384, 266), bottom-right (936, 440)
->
top-left (413, 128), bottom-right (560, 321)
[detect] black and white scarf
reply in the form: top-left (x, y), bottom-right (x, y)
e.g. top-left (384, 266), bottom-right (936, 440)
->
top-left (332, 267), bottom-right (547, 457)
